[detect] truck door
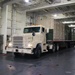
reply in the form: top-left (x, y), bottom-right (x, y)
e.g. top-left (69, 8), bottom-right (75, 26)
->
top-left (41, 27), bottom-right (46, 50)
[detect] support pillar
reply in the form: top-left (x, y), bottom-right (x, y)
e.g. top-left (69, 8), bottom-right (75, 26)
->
top-left (1, 5), bottom-right (8, 54)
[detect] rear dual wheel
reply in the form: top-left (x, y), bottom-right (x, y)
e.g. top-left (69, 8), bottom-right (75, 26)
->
top-left (52, 44), bottom-right (59, 53)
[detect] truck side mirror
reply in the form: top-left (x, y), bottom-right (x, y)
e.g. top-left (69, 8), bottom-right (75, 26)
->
top-left (32, 32), bottom-right (35, 36)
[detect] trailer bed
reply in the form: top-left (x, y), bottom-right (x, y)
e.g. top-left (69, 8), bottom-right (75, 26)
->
top-left (47, 40), bottom-right (75, 51)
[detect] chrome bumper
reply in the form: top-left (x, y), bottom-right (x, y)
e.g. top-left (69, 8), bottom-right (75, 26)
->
top-left (6, 48), bottom-right (33, 54)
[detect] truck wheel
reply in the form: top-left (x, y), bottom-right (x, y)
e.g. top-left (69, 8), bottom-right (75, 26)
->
top-left (34, 46), bottom-right (41, 58)
top-left (52, 44), bottom-right (56, 53)
top-left (57, 44), bottom-right (59, 51)
top-left (14, 53), bottom-right (20, 57)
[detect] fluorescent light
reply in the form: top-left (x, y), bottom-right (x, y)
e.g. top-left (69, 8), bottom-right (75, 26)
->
top-left (62, 21), bottom-right (75, 24)
top-left (25, 0), bottom-right (29, 3)
top-left (68, 24), bottom-right (75, 27)
top-left (52, 14), bottom-right (57, 17)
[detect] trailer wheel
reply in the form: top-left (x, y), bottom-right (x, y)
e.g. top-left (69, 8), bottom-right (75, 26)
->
top-left (52, 44), bottom-right (56, 53)
top-left (57, 44), bottom-right (59, 51)
top-left (33, 46), bottom-right (41, 58)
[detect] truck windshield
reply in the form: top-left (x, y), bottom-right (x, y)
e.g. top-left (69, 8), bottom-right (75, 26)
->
top-left (23, 27), bottom-right (40, 33)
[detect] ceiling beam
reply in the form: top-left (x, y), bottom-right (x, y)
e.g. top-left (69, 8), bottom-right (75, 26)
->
top-left (26, 1), bottom-right (75, 12)
top-left (2, 0), bottom-right (11, 4)
top-left (0, 0), bottom-right (12, 6)
top-left (50, 9), bottom-right (75, 14)
top-left (39, 9), bottom-right (75, 15)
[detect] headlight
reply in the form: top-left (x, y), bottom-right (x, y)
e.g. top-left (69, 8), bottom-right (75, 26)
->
top-left (8, 42), bottom-right (12, 47)
top-left (28, 43), bottom-right (33, 47)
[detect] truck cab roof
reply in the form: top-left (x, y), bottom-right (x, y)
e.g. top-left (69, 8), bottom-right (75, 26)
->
top-left (25, 25), bottom-right (45, 28)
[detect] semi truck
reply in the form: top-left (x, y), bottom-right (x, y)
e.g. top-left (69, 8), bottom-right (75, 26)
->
top-left (6, 25), bottom-right (75, 58)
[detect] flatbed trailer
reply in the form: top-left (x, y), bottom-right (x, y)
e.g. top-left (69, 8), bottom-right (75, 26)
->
top-left (47, 40), bottom-right (75, 52)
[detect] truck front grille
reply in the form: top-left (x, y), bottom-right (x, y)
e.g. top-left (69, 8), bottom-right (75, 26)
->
top-left (13, 36), bottom-right (23, 48)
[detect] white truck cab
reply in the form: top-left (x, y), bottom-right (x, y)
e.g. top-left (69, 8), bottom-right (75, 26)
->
top-left (7, 25), bottom-right (48, 58)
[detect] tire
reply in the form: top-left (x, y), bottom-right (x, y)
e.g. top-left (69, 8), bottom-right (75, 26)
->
top-left (52, 44), bottom-right (60, 52)
top-left (14, 53), bottom-right (20, 57)
top-left (57, 44), bottom-right (59, 51)
top-left (33, 46), bottom-right (41, 58)
top-left (47, 46), bottom-right (51, 53)
top-left (52, 45), bottom-right (56, 52)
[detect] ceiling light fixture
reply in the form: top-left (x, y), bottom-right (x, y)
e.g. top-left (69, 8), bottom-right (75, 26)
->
top-left (68, 24), bottom-right (75, 27)
top-left (53, 14), bottom-right (57, 17)
top-left (25, 0), bottom-right (29, 3)
top-left (62, 21), bottom-right (75, 24)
